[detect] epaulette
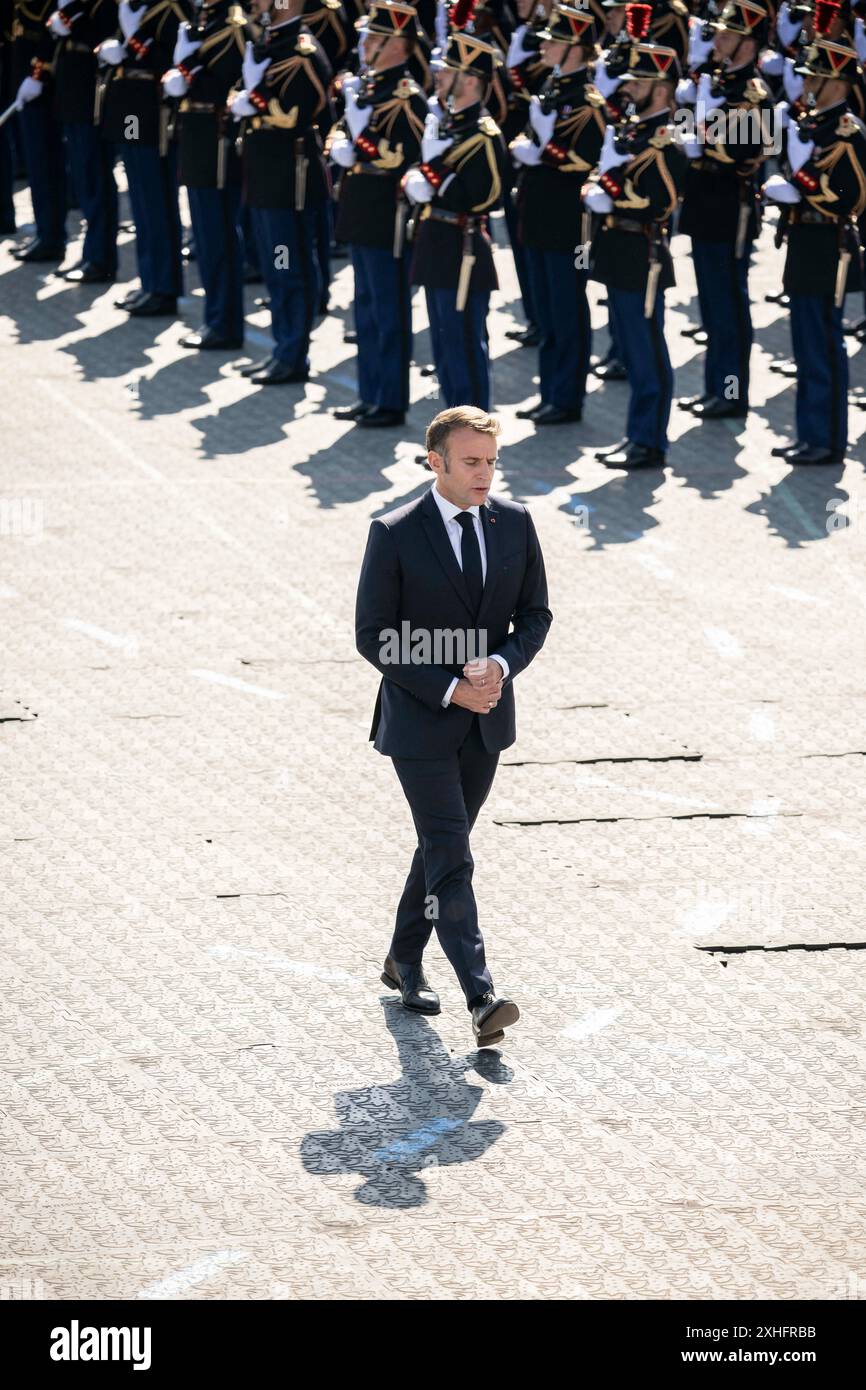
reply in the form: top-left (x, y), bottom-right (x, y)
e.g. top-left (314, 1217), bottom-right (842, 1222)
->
top-left (649, 125), bottom-right (674, 149)
top-left (744, 77), bottom-right (768, 105)
top-left (228, 4), bottom-right (245, 24)
top-left (670, 0), bottom-right (688, 12)
top-left (585, 84), bottom-right (606, 108)
top-left (396, 76), bottom-right (420, 99)
top-left (836, 111), bottom-right (865, 138)
top-left (296, 33), bottom-right (317, 55)
top-left (478, 115), bottom-right (500, 136)
top-left (324, 0), bottom-right (342, 7)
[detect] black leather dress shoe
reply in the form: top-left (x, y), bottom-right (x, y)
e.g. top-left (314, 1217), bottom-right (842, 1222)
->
top-left (765, 290), bottom-right (790, 307)
top-left (127, 293), bottom-right (177, 317)
top-left (471, 992), bottom-right (519, 1046)
top-left (678, 393), bottom-right (712, 411)
top-left (770, 440), bottom-right (799, 458)
top-left (238, 356), bottom-right (273, 377)
top-left (690, 396), bottom-right (747, 420)
top-left (593, 357), bottom-right (627, 381)
top-left (381, 955), bottom-right (441, 1015)
top-left (357, 407), bottom-right (405, 427)
top-left (12, 239), bottom-right (64, 263)
top-left (769, 358), bottom-right (798, 377)
top-left (332, 400), bottom-right (372, 421)
top-left (343, 326), bottom-right (358, 344)
top-left (515, 400), bottom-right (545, 419)
top-left (680, 323), bottom-right (705, 339)
top-left (534, 404), bottom-right (582, 426)
top-left (505, 323), bottom-right (540, 347)
top-left (64, 261), bottom-right (115, 284)
top-left (115, 288), bottom-right (146, 310)
top-left (179, 328), bottom-right (243, 350)
top-left (250, 359), bottom-right (308, 385)
top-left (594, 437), bottom-right (630, 460)
top-left (603, 442), bottom-right (665, 469)
top-left (786, 443), bottom-right (844, 465)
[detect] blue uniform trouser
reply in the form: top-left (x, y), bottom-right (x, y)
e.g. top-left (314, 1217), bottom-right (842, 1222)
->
top-left (122, 142), bottom-right (182, 297)
top-left (790, 293), bottom-right (848, 454)
top-left (525, 246), bottom-right (590, 411)
top-left (187, 183), bottom-right (244, 340)
top-left (351, 242), bottom-right (412, 413)
top-left (503, 182), bottom-right (535, 327)
top-left (692, 238), bottom-right (752, 407)
top-left (251, 204), bottom-right (320, 370)
top-left (316, 198), bottom-right (332, 308)
top-left (608, 285), bottom-right (673, 452)
top-left (64, 122), bottom-right (118, 273)
top-left (426, 286), bottom-right (490, 410)
top-left (18, 93), bottom-right (66, 246)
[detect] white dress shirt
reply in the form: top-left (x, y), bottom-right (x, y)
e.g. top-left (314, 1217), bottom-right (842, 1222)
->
top-left (429, 484), bottom-right (510, 708)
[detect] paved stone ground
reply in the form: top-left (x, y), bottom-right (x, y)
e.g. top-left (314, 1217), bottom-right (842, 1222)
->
top-left (2, 174), bottom-right (866, 1302)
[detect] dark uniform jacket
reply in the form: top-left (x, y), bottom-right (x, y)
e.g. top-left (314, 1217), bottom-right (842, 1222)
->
top-left (516, 66), bottom-right (605, 253)
top-left (333, 63), bottom-right (427, 249)
top-left (99, 0), bottom-right (191, 147)
top-left (590, 106), bottom-right (686, 292)
top-left (300, 0), bottom-right (350, 74)
top-left (239, 14), bottom-right (333, 210)
top-left (410, 99), bottom-right (508, 295)
top-left (679, 63), bottom-right (771, 245)
top-left (53, 0), bottom-right (118, 125)
top-left (173, 0), bottom-right (246, 186)
top-left (11, 0), bottom-right (56, 85)
top-left (783, 101), bottom-right (866, 297)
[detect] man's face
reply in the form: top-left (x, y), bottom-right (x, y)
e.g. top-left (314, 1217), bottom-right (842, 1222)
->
top-left (621, 77), bottom-right (654, 106)
top-left (712, 30), bottom-right (741, 63)
top-left (430, 427), bottom-right (498, 508)
top-left (605, 6), bottom-right (626, 37)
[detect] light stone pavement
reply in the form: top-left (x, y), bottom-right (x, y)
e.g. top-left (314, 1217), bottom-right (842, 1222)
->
top-left (2, 177), bottom-right (866, 1302)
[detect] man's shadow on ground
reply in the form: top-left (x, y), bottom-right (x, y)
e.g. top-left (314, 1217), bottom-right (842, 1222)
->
top-left (300, 998), bottom-right (512, 1208)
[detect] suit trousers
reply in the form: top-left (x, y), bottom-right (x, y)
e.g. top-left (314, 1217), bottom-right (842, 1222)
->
top-left (390, 715), bottom-right (498, 1007)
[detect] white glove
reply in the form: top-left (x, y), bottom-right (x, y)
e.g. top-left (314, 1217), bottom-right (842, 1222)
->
top-left (242, 41), bottom-right (270, 92)
top-left (763, 173), bottom-right (801, 204)
top-left (592, 57), bottom-right (622, 100)
top-left (583, 185), bottom-right (614, 213)
top-left (403, 168), bottom-right (435, 204)
top-left (229, 89), bottom-right (257, 119)
top-left (506, 24), bottom-right (534, 68)
top-left (421, 111), bottom-right (452, 162)
top-left (339, 72), bottom-right (360, 97)
top-left (16, 75), bottom-right (43, 108)
top-left (172, 22), bottom-right (201, 67)
top-left (118, 1), bottom-right (143, 41)
top-left (687, 16), bottom-right (715, 69)
top-left (759, 49), bottom-right (783, 77)
top-left (511, 136), bottom-right (542, 166)
top-left (329, 134), bottom-right (356, 168)
top-left (775, 99), bottom-right (790, 129)
top-left (776, 3), bottom-right (801, 48)
top-left (48, 9), bottom-right (73, 36)
top-left (426, 96), bottom-right (445, 123)
top-left (856, 18), bottom-right (866, 64)
top-left (597, 125), bottom-right (622, 175)
top-left (696, 72), bottom-right (726, 116)
top-left (528, 95), bottom-right (556, 146)
top-left (683, 139), bottom-right (703, 159)
top-left (97, 38), bottom-right (127, 66)
top-left (786, 122), bottom-right (814, 173)
top-left (676, 77), bottom-right (697, 106)
top-left (162, 67), bottom-right (188, 98)
top-left (434, 0), bottom-right (448, 50)
top-left (344, 89), bottom-right (372, 138)
top-left (783, 57), bottom-right (804, 104)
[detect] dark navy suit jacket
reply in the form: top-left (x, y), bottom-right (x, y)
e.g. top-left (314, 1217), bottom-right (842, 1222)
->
top-left (355, 488), bottom-right (553, 758)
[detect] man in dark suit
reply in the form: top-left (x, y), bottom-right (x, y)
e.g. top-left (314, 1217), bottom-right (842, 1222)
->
top-left (355, 405), bottom-right (553, 1047)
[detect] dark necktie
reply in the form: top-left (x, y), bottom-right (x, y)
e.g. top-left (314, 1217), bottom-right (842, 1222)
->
top-left (456, 512), bottom-right (484, 614)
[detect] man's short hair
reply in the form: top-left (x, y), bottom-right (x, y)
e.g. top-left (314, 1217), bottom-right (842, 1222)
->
top-left (425, 406), bottom-right (501, 457)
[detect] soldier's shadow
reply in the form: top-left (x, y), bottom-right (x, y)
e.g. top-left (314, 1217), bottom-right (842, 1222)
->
top-left (558, 465), bottom-right (666, 549)
top-left (746, 461), bottom-right (848, 546)
top-left (299, 999), bottom-right (511, 1208)
top-left (669, 419), bottom-right (748, 498)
